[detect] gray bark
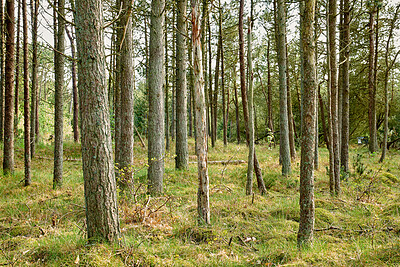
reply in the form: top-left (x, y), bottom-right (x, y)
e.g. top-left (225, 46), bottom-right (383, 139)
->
top-left (53, 0), bottom-right (65, 189)
top-left (175, 0), bottom-right (188, 170)
top-left (340, 0), bottom-right (350, 172)
top-left (275, 0), bottom-right (291, 176)
top-left (297, 0), bottom-right (316, 248)
top-left (246, 17), bottom-right (254, 196)
top-left (30, 0), bottom-right (38, 157)
top-left (0, 0), bottom-right (4, 142)
top-left (191, 0), bottom-right (210, 224)
top-left (328, 0), bottom-right (340, 196)
top-left (23, 0), bottom-right (30, 186)
top-left (75, 0), bottom-right (121, 243)
top-left (117, 0), bottom-right (135, 188)
top-left (368, 5), bottom-right (377, 153)
top-left (148, 0), bottom-right (165, 194)
top-left (3, 0), bottom-right (15, 175)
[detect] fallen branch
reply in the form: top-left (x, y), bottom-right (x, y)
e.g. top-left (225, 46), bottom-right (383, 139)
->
top-left (189, 160), bottom-right (246, 165)
top-left (37, 156), bottom-right (82, 161)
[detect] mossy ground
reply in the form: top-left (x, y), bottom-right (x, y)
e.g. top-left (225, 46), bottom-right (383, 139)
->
top-left (1, 138), bottom-right (400, 266)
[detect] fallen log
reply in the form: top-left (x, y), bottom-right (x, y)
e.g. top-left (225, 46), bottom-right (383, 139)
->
top-left (189, 160), bottom-right (246, 165)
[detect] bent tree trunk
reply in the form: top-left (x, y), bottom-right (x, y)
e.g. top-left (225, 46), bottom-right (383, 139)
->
top-left (75, 0), bottom-right (121, 243)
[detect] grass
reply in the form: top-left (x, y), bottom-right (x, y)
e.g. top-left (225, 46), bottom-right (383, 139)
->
top-left (1, 138), bottom-right (400, 266)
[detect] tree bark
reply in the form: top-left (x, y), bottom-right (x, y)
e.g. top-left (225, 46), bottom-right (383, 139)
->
top-left (328, 0), bottom-right (340, 195)
top-left (267, 39), bottom-right (274, 134)
top-left (165, 12), bottom-right (170, 151)
top-left (3, 0), bottom-right (15, 175)
top-left (0, 0), bottom-right (4, 142)
top-left (30, 0), bottom-right (38, 157)
top-left (380, 5), bottom-right (400, 163)
top-left (66, 26), bottom-right (79, 143)
top-left (275, 0), bottom-right (291, 176)
top-left (233, 68), bottom-right (240, 144)
top-left (286, 43), bottom-right (296, 160)
top-left (148, 0), bottom-right (165, 195)
top-left (116, 0), bottom-right (135, 188)
top-left (340, 0), bottom-right (350, 172)
top-left (298, 0), bottom-right (316, 248)
top-left (368, 5), bottom-right (377, 153)
top-left (191, 0), bottom-right (210, 224)
top-left (23, 0), bottom-right (30, 186)
top-left (175, 0), bottom-right (188, 170)
top-left (246, 17), bottom-right (254, 196)
top-left (75, 0), bottom-right (121, 243)
top-left (53, 0), bottom-right (65, 189)
top-left (14, 0), bottom-right (20, 136)
top-left (212, 22), bottom-right (221, 148)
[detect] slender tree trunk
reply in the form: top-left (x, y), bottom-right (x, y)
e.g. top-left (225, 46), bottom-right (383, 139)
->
top-left (3, 0), bottom-right (15, 175)
top-left (220, 5), bottom-right (227, 146)
top-left (0, 0), bottom-right (4, 142)
top-left (116, 0), bottom-right (135, 188)
top-left (188, 36), bottom-right (195, 138)
top-left (201, 0), bottom-right (209, 138)
top-left (286, 43), bottom-right (296, 160)
top-left (22, 0), bottom-right (30, 186)
top-left (275, 0), bottom-right (291, 176)
top-left (148, 0), bottom-right (165, 195)
top-left (267, 39), bottom-right (274, 133)
top-left (380, 5), bottom-right (400, 163)
top-left (66, 27), bottom-right (79, 143)
top-left (14, 0), bottom-right (20, 137)
top-left (175, 0), bottom-right (188, 170)
top-left (113, 0), bottom-right (121, 166)
top-left (171, 9), bottom-right (175, 142)
top-left (30, 0), bottom-right (38, 156)
top-left (314, 1), bottom-right (319, 170)
top-left (297, 0), bottom-right (316, 248)
top-left (328, 0), bottom-right (340, 195)
top-left (246, 17), bottom-right (254, 195)
top-left (340, 0), bottom-right (350, 172)
top-left (208, 19), bottom-right (213, 142)
top-left (75, 0), bottom-right (121, 242)
top-left (234, 68), bottom-right (240, 144)
top-left (165, 13), bottom-right (170, 151)
top-left (53, 0), bottom-right (65, 189)
top-left (368, 5), bottom-right (377, 153)
top-left (191, 0), bottom-right (210, 224)
top-left (212, 23), bottom-right (221, 148)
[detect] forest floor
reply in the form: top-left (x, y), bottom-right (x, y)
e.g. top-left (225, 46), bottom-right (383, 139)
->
top-left (1, 138), bottom-right (400, 266)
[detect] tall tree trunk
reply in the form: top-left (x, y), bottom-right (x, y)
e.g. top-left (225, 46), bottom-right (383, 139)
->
top-left (275, 0), bottom-right (291, 176)
top-left (314, 0), bottom-right (319, 170)
top-left (116, 0), bottom-right (135, 188)
top-left (113, 0), bottom-right (121, 166)
top-left (380, 5), bottom-right (400, 163)
top-left (239, 0), bottom-right (267, 194)
top-left (340, 0), bottom-right (350, 172)
top-left (165, 12), bottom-right (170, 150)
top-left (267, 39), bottom-right (274, 134)
top-left (201, 0), bottom-right (209, 138)
top-left (191, 0), bottom-right (210, 224)
top-left (220, 4), bottom-right (227, 147)
top-left (297, 0), bottom-right (316, 248)
top-left (175, 0), bottom-right (188, 170)
top-left (0, 0), bottom-right (4, 142)
top-left (171, 8), bottom-right (175, 142)
top-left (22, 0), bottom-right (30, 186)
top-left (3, 0), bottom-right (15, 174)
top-left (148, 0), bottom-right (165, 195)
top-left (246, 17), bottom-right (254, 195)
top-left (234, 68), bottom-right (240, 144)
top-left (30, 0), bottom-right (38, 157)
top-left (66, 26), bottom-right (79, 143)
top-left (188, 36), bottom-right (194, 138)
top-left (328, 0), bottom-right (340, 195)
top-left (213, 21), bottom-right (221, 148)
top-left (286, 42), bottom-right (296, 160)
top-left (14, 0), bottom-right (20, 137)
top-left (53, 0), bottom-right (65, 189)
top-left (368, 4), bottom-right (377, 153)
top-left (75, 0), bottom-right (121, 242)
top-left (208, 16), bottom-right (213, 144)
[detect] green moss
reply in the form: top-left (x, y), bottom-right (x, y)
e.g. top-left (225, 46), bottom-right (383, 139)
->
top-left (9, 225), bottom-right (42, 237)
top-left (379, 172), bottom-right (400, 184)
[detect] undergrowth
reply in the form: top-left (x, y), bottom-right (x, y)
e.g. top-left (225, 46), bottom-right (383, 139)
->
top-left (1, 139), bottom-right (400, 266)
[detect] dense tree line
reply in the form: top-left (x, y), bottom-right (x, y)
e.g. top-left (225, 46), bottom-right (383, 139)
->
top-left (0, 0), bottom-right (399, 247)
